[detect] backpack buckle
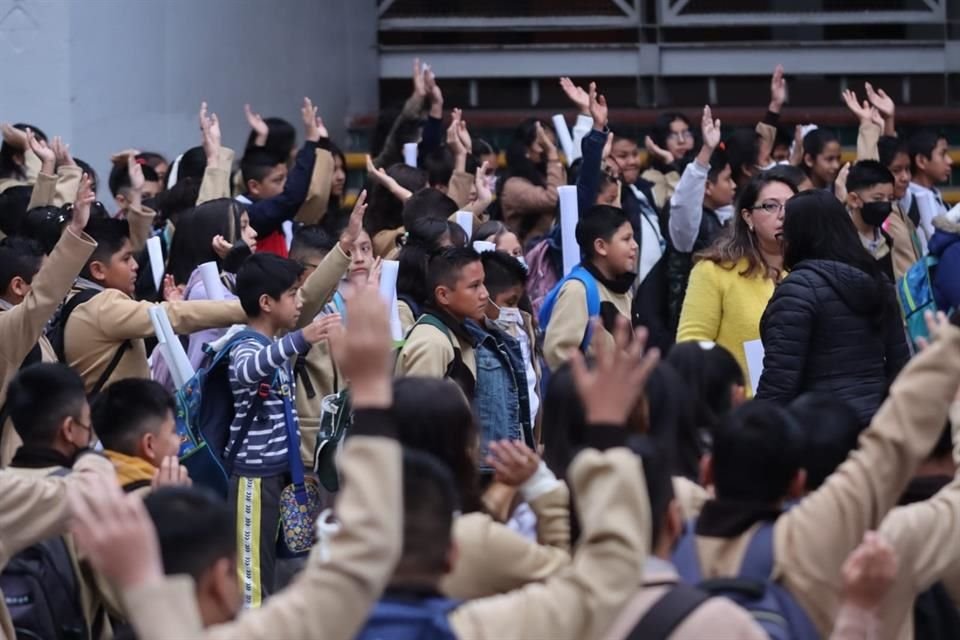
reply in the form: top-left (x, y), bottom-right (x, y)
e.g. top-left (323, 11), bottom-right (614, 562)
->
top-left (257, 383), bottom-right (271, 398)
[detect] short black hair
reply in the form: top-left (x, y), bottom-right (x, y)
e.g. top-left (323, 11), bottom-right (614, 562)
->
top-left (575, 205), bottom-right (630, 261)
top-left (241, 150), bottom-right (284, 186)
top-left (846, 160), bottom-right (894, 193)
top-left (878, 135), bottom-right (909, 169)
top-left (235, 252), bottom-right (304, 317)
top-left (401, 188), bottom-right (459, 230)
top-left (712, 400), bottom-right (805, 503)
top-left (789, 393), bottom-right (861, 492)
top-left (81, 217), bottom-right (131, 280)
top-left (426, 247), bottom-right (481, 303)
top-left (763, 164), bottom-right (809, 190)
top-left (7, 363), bottom-right (87, 446)
top-left (144, 487), bottom-right (235, 581)
top-left (422, 146), bottom-right (455, 188)
top-left (397, 448), bottom-right (458, 577)
top-left (0, 185), bottom-right (35, 237)
top-left (0, 236), bottom-right (44, 293)
top-left (724, 128), bottom-right (761, 183)
top-left (108, 160), bottom-right (159, 198)
top-left (481, 250), bottom-right (526, 299)
top-left (24, 206), bottom-right (70, 254)
top-left (707, 146), bottom-right (730, 183)
top-left (289, 224), bottom-right (337, 263)
top-left (907, 130), bottom-right (946, 174)
top-left (91, 378), bottom-right (175, 455)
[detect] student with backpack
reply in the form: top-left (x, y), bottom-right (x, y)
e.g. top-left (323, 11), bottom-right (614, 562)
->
top-left (927, 207), bottom-right (960, 313)
top-left (844, 160), bottom-right (898, 280)
top-left (92, 378), bottom-right (189, 495)
top-left (671, 312), bottom-right (960, 638)
top-left (59, 214), bottom-right (246, 395)
top-left (0, 175), bottom-right (97, 467)
top-left (68, 284), bottom-right (405, 640)
top-left (395, 247), bottom-right (487, 399)
top-left (542, 204), bottom-right (637, 372)
top-left (1, 363), bottom-right (119, 640)
top-left (223, 252), bottom-right (343, 608)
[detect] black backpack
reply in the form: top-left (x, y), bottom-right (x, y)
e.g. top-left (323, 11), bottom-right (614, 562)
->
top-left (626, 583), bottom-right (710, 639)
top-left (0, 468), bottom-right (90, 640)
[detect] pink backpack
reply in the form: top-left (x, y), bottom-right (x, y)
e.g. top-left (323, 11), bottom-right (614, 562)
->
top-left (525, 239), bottom-right (559, 316)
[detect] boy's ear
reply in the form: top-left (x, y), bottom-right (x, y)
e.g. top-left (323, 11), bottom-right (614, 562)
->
top-left (915, 153), bottom-right (929, 173)
top-left (140, 431), bottom-right (158, 465)
top-left (802, 152), bottom-right (814, 170)
top-left (434, 284), bottom-right (451, 307)
top-left (87, 259), bottom-right (109, 283)
top-left (258, 292), bottom-right (272, 315)
top-left (115, 193), bottom-right (129, 209)
top-left (592, 237), bottom-right (609, 258)
top-left (8, 275), bottom-right (30, 299)
top-left (246, 178), bottom-right (262, 197)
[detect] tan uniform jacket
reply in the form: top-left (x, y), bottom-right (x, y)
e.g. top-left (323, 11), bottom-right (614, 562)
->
top-left (543, 277), bottom-right (632, 372)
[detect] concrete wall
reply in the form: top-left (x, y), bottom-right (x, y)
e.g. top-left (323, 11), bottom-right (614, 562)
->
top-left (0, 0), bottom-right (377, 201)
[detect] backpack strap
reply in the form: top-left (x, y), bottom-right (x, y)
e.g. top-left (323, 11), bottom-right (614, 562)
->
top-left (626, 584), bottom-right (711, 640)
top-left (89, 339), bottom-right (132, 398)
top-left (537, 265), bottom-right (602, 353)
top-left (416, 314), bottom-right (465, 379)
top-left (671, 519), bottom-right (704, 584)
top-left (122, 478), bottom-right (152, 493)
top-left (50, 288), bottom-right (101, 362)
top-left (220, 330), bottom-right (277, 473)
top-left (736, 521), bottom-right (776, 581)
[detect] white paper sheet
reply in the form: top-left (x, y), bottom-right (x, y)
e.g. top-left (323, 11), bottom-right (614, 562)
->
top-left (552, 114), bottom-right (575, 167)
top-left (402, 143), bottom-right (418, 168)
top-left (198, 261), bottom-right (226, 301)
top-left (473, 240), bottom-right (496, 254)
top-left (558, 185), bottom-right (580, 277)
top-left (379, 260), bottom-right (403, 341)
top-left (743, 339), bottom-right (765, 395)
top-left (146, 235), bottom-right (164, 291)
top-left (149, 306), bottom-right (195, 389)
top-left (455, 211), bottom-right (473, 239)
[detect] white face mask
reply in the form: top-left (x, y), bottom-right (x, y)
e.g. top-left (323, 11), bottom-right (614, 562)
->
top-left (516, 255), bottom-right (528, 270)
top-left (489, 301), bottom-right (523, 333)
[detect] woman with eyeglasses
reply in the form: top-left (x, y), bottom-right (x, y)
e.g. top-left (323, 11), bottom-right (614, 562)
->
top-left (755, 189), bottom-right (908, 427)
top-left (642, 112), bottom-right (696, 210)
top-left (677, 173), bottom-right (797, 396)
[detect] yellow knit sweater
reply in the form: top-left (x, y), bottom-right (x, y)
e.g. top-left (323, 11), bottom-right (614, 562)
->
top-left (676, 258), bottom-right (776, 396)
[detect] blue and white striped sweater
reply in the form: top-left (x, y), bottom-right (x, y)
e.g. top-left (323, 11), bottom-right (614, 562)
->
top-left (225, 329), bottom-right (311, 476)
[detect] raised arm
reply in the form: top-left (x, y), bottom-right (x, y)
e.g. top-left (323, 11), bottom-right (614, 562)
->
top-left (670, 105), bottom-right (720, 253)
top-left (757, 64), bottom-right (786, 168)
top-left (294, 106), bottom-right (334, 225)
top-left (575, 81), bottom-right (609, 214)
top-left (372, 58), bottom-right (428, 169)
top-left (197, 102), bottom-right (236, 206)
top-left (124, 154), bottom-right (158, 252)
top-left (842, 89), bottom-right (885, 163)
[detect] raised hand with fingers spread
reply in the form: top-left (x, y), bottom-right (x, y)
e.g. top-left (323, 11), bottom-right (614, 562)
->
top-left (27, 128), bottom-right (55, 174)
top-left (559, 77), bottom-right (590, 115)
top-left (770, 64), bottom-right (787, 113)
top-left (151, 455), bottom-right (192, 489)
top-left (161, 274), bottom-right (184, 302)
top-left (588, 82), bottom-right (608, 131)
top-left (52, 136), bottom-right (75, 168)
top-left (302, 97), bottom-right (323, 142)
top-left (487, 440), bottom-right (541, 487)
top-left (244, 103), bottom-right (269, 147)
top-left (841, 90), bottom-right (883, 128)
top-left (69, 173), bottom-right (95, 234)
top-left (864, 82), bottom-right (896, 135)
top-left (339, 189), bottom-right (368, 254)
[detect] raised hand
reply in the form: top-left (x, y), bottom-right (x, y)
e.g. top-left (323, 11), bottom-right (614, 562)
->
top-left (52, 137), bottom-right (75, 168)
top-left (27, 128), bottom-right (55, 174)
top-left (244, 103), bottom-right (269, 147)
top-left (68, 173), bottom-right (95, 234)
top-left (303, 313), bottom-right (343, 344)
top-left (474, 160), bottom-right (494, 205)
top-left (328, 284), bottom-right (393, 408)
top-left (770, 64), bottom-right (787, 112)
top-left (339, 189), bottom-right (368, 252)
top-left (199, 102), bottom-right (222, 166)
top-left (487, 440), bottom-right (541, 487)
top-left (366, 154), bottom-right (412, 201)
top-left (841, 90), bottom-right (876, 126)
top-left (645, 135), bottom-right (673, 166)
top-left (835, 162), bottom-right (851, 203)
top-left (534, 121), bottom-right (556, 155)
top-left (161, 274), bottom-right (184, 302)
top-left (302, 97), bottom-right (322, 142)
top-left (569, 316), bottom-right (660, 426)
top-left (588, 82), bottom-right (608, 131)
top-left (446, 108), bottom-right (467, 156)
top-left (841, 531), bottom-right (897, 611)
top-left (211, 234), bottom-right (233, 259)
top-left (559, 77), bottom-right (590, 115)
top-left (425, 67), bottom-right (444, 118)
top-left (701, 105), bottom-right (721, 151)
top-left (368, 257), bottom-right (383, 287)
top-left (789, 124), bottom-right (805, 166)
top-left (1, 123), bottom-right (27, 149)
top-left (412, 58), bottom-right (427, 98)
top-left (128, 153), bottom-right (145, 192)
top-left (151, 456), bottom-right (191, 488)
top-left (864, 82), bottom-right (895, 120)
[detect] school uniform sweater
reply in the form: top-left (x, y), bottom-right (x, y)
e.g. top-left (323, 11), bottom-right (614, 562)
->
top-left (0, 451), bottom-right (116, 640)
top-left (685, 327), bottom-right (960, 637)
top-left (500, 160), bottom-right (566, 246)
top-left (226, 329), bottom-right (311, 476)
top-left (395, 309), bottom-right (477, 385)
top-left (676, 258), bottom-right (776, 396)
top-left (0, 228), bottom-right (96, 468)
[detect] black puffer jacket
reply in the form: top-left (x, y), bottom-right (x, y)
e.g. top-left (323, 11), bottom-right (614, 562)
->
top-left (756, 259), bottom-right (909, 426)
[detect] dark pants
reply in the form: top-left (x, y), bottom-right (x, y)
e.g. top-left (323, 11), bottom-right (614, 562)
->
top-left (228, 473), bottom-right (285, 608)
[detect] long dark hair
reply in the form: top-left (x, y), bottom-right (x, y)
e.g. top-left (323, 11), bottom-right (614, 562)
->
top-left (501, 119), bottom-right (549, 190)
top-left (363, 163), bottom-right (427, 238)
top-left (166, 198), bottom-right (247, 284)
top-left (0, 123), bottom-right (46, 182)
top-left (392, 377), bottom-right (484, 514)
top-left (397, 217), bottom-right (450, 308)
top-left (696, 172), bottom-right (798, 280)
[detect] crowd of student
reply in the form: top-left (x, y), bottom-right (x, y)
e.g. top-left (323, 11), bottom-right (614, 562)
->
top-left (0, 57), bottom-right (959, 640)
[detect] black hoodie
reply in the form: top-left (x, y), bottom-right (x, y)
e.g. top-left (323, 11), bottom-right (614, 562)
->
top-left (756, 259), bottom-right (909, 426)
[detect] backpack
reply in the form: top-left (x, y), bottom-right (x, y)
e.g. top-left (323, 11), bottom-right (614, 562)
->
top-left (673, 521), bottom-right (819, 640)
top-left (174, 330), bottom-right (274, 498)
top-left (0, 468), bottom-right (90, 640)
top-left (537, 265), bottom-right (601, 390)
top-left (356, 597), bottom-right (461, 640)
top-left (525, 238), bottom-right (559, 317)
top-left (47, 288), bottom-right (132, 398)
top-left (312, 389), bottom-right (353, 492)
top-left (914, 581), bottom-right (960, 640)
top-left (897, 255), bottom-right (952, 347)
top-left (626, 583), bottom-right (711, 640)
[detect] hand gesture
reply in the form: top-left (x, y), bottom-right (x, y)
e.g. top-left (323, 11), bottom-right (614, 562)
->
top-left (534, 121), bottom-right (556, 154)
top-left (424, 67), bottom-right (444, 118)
top-left (841, 90), bottom-right (878, 127)
top-left (68, 472), bottom-right (164, 590)
top-left (864, 82), bottom-right (895, 120)
top-left (841, 531), bottom-right (897, 611)
top-left (559, 77), bottom-right (590, 115)
top-left (1, 123), bottom-right (27, 149)
top-left (339, 189), bottom-right (368, 251)
top-left (835, 162), bottom-right (851, 202)
top-left (570, 316), bottom-right (660, 426)
top-left (328, 284), bottom-right (393, 408)
top-left (368, 257), bottom-right (383, 287)
top-left (211, 235), bottom-right (233, 260)
top-left (789, 124), bottom-right (805, 167)
top-left (244, 103), bottom-right (269, 147)
top-left (588, 82), bottom-right (608, 130)
top-left (447, 109), bottom-right (467, 156)
top-left (474, 161), bottom-right (493, 205)
top-left (68, 173), bottom-right (95, 234)
top-left (161, 274), bottom-right (184, 302)
top-left (151, 456), bottom-right (191, 489)
top-left (128, 153), bottom-right (145, 192)
top-left (412, 58), bottom-right (427, 98)
top-left (366, 154), bottom-right (412, 201)
top-left (303, 313), bottom-right (343, 344)
top-left (302, 97), bottom-right (323, 142)
top-left (26, 128), bottom-right (55, 173)
top-left (645, 135), bottom-right (673, 166)
top-left (770, 64), bottom-right (787, 112)
top-left (701, 105), bottom-right (721, 151)
top-left (487, 440), bottom-right (541, 487)
top-left (199, 102), bottom-right (221, 165)
top-left (52, 137), bottom-right (75, 167)
top-left (914, 310), bottom-right (953, 351)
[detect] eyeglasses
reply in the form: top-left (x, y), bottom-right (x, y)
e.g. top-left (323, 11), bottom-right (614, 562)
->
top-left (300, 261), bottom-right (320, 270)
top-left (666, 130), bottom-right (693, 142)
top-left (751, 200), bottom-right (786, 215)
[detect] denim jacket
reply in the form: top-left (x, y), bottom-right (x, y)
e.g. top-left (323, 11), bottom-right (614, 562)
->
top-left (465, 321), bottom-right (534, 471)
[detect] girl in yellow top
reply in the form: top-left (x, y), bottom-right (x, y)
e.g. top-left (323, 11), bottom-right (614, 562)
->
top-left (677, 173), bottom-right (798, 395)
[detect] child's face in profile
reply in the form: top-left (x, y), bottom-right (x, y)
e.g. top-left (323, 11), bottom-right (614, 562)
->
top-left (95, 239), bottom-right (139, 296)
top-left (269, 285), bottom-right (303, 330)
top-left (596, 222), bottom-right (638, 276)
top-left (251, 164), bottom-right (288, 200)
top-left (148, 409), bottom-right (181, 466)
top-left (438, 260), bottom-right (488, 322)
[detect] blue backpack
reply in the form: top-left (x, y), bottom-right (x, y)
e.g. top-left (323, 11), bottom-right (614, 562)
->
top-left (897, 255), bottom-right (952, 348)
top-left (673, 521), bottom-right (819, 640)
top-left (538, 264), bottom-right (600, 355)
top-left (174, 330), bottom-right (274, 498)
top-left (356, 597), bottom-right (461, 640)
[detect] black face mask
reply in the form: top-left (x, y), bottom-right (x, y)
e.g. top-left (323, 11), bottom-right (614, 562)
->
top-left (861, 201), bottom-right (892, 227)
